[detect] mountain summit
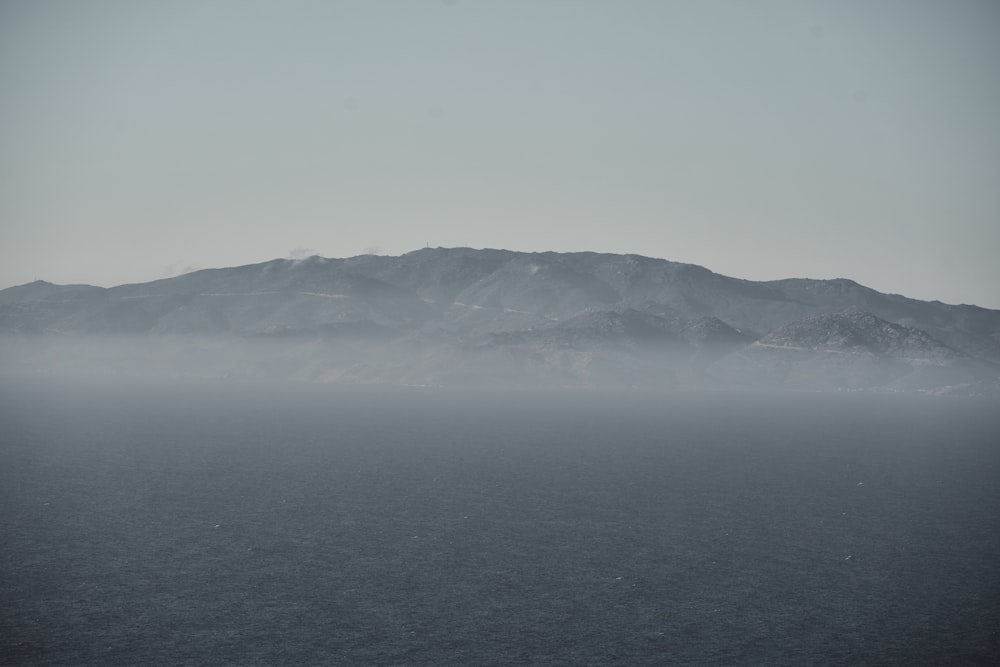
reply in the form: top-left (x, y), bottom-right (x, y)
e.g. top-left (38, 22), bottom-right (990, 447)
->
top-left (2, 248), bottom-right (997, 393)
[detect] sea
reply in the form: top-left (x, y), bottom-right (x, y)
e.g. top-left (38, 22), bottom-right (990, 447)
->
top-left (2, 377), bottom-right (998, 666)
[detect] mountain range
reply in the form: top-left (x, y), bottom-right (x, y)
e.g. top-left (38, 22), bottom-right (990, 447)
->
top-left (2, 247), bottom-right (998, 394)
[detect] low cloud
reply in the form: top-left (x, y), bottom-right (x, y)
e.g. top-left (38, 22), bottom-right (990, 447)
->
top-left (288, 247), bottom-right (319, 260)
top-left (163, 264), bottom-right (202, 277)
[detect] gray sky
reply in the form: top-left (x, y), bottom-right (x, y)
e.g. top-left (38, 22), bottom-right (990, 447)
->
top-left (2, 0), bottom-right (998, 307)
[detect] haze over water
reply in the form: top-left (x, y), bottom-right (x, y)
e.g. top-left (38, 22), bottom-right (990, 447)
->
top-left (3, 2), bottom-right (999, 661)
top-left (2, 377), bottom-right (998, 665)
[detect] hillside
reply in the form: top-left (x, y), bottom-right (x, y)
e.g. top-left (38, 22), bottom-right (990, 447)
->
top-left (1, 248), bottom-right (998, 394)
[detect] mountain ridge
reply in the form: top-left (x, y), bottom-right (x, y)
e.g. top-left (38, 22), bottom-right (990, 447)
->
top-left (2, 248), bottom-right (998, 394)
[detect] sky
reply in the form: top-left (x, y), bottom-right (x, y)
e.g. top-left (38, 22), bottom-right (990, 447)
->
top-left (1, 0), bottom-right (998, 308)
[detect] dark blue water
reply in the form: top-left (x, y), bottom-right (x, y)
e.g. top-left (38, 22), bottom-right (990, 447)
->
top-left (2, 378), bottom-right (998, 665)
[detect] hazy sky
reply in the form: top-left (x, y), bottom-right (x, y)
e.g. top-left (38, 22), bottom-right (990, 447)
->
top-left (2, 0), bottom-right (998, 307)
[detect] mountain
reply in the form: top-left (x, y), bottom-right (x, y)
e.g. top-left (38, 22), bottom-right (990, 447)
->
top-left (711, 309), bottom-right (996, 393)
top-left (1, 248), bottom-right (998, 394)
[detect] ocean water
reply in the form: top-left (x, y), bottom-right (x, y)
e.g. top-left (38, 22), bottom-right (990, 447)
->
top-left (1, 378), bottom-right (998, 666)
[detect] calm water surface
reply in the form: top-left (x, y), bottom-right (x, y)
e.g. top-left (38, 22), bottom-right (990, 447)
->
top-left (2, 378), bottom-right (998, 665)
